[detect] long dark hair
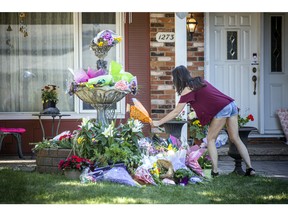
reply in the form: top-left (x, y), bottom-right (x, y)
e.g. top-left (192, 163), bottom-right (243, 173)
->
top-left (172, 65), bottom-right (206, 95)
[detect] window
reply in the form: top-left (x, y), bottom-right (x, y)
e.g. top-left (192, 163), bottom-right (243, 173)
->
top-left (227, 31), bottom-right (238, 60)
top-left (0, 12), bottom-right (74, 113)
top-left (271, 16), bottom-right (282, 72)
top-left (0, 12), bottom-right (125, 118)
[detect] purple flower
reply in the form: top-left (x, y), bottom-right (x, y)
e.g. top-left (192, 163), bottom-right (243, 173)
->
top-left (103, 32), bottom-right (112, 40)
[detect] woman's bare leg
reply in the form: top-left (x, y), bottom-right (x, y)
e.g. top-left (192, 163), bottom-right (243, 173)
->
top-left (226, 115), bottom-right (253, 169)
top-left (207, 117), bottom-right (227, 173)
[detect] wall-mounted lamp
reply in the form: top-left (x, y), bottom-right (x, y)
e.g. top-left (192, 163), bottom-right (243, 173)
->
top-left (186, 13), bottom-right (198, 41)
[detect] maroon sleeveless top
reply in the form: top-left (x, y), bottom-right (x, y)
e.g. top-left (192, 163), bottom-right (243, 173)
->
top-left (179, 80), bottom-right (234, 125)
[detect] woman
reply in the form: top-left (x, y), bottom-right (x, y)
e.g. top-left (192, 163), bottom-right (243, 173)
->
top-left (151, 65), bottom-right (255, 177)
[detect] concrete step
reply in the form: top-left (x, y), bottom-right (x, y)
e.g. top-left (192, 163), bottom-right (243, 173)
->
top-left (218, 139), bottom-right (288, 161)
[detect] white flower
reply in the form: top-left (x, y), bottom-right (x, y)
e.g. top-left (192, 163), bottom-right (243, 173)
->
top-left (102, 122), bottom-right (115, 138)
top-left (188, 111), bottom-right (197, 120)
top-left (79, 117), bottom-right (94, 130)
top-left (128, 119), bottom-right (143, 132)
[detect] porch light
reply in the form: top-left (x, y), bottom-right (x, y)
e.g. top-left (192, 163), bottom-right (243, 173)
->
top-left (186, 13), bottom-right (198, 41)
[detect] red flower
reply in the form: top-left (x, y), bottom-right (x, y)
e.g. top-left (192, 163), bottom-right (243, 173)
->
top-left (248, 114), bottom-right (254, 121)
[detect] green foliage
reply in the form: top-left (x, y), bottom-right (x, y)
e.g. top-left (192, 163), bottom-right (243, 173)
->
top-left (238, 114), bottom-right (254, 127)
top-left (174, 168), bottom-right (193, 180)
top-left (74, 118), bottom-right (144, 173)
top-left (32, 138), bottom-right (73, 153)
top-left (198, 151), bottom-right (212, 169)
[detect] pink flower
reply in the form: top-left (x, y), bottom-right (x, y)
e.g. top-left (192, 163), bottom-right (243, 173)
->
top-left (115, 80), bottom-right (129, 91)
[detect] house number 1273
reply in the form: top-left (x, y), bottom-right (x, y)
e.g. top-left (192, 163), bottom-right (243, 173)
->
top-left (156, 32), bottom-right (175, 42)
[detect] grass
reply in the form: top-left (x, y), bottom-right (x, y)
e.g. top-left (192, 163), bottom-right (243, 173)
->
top-left (0, 168), bottom-right (288, 204)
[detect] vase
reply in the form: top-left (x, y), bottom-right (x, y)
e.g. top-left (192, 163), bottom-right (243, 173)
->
top-left (64, 169), bottom-right (81, 180)
top-left (41, 101), bottom-right (60, 114)
top-left (163, 120), bottom-right (188, 139)
top-left (226, 126), bottom-right (257, 175)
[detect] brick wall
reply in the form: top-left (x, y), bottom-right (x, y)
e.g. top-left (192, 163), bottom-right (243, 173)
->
top-left (150, 12), bottom-right (204, 135)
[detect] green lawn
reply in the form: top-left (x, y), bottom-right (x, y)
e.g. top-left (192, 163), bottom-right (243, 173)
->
top-left (0, 168), bottom-right (288, 204)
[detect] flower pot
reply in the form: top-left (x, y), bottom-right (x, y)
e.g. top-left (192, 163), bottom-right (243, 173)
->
top-left (43, 101), bottom-right (56, 109)
top-left (41, 101), bottom-right (60, 114)
top-left (64, 169), bottom-right (81, 180)
top-left (163, 120), bottom-right (188, 139)
top-left (226, 127), bottom-right (257, 175)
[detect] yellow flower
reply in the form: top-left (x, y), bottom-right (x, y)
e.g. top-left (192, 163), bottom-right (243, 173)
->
top-left (98, 41), bottom-right (104, 47)
top-left (77, 136), bottom-right (85, 145)
top-left (115, 37), bottom-right (122, 42)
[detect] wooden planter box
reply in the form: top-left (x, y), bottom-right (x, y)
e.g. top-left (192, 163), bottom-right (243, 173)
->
top-left (36, 148), bottom-right (72, 174)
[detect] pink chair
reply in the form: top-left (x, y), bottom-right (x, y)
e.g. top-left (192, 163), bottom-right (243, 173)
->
top-left (0, 127), bottom-right (26, 158)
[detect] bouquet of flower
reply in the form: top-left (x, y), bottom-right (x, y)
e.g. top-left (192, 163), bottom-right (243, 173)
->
top-left (58, 155), bottom-right (91, 171)
top-left (90, 30), bottom-right (122, 59)
top-left (238, 114), bottom-right (254, 127)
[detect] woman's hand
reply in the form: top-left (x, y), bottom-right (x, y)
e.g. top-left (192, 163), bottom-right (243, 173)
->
top-left (151, 120), bottom-right (161, 127)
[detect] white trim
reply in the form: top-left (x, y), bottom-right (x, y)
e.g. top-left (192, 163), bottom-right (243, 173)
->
top-left (259, 13), bottom-right (265, 134)
top-left (204, 13), bottom-right (210, 81)
top-left (175, 13), bottom-right (188, 144)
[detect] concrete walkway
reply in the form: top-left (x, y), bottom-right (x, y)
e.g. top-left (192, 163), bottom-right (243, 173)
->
top-left (218, 159), bottom-right (288, 180)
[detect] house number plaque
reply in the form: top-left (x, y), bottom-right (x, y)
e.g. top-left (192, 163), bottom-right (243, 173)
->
top-left (156, 32), bottom-right (175, 42)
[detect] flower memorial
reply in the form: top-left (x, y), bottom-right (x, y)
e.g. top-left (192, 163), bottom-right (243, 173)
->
top-left (32, 114), bottom-right (213, 185)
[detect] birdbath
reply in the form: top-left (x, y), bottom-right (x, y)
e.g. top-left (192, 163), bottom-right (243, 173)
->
top-left (74, 85), bottom-right (131, 127)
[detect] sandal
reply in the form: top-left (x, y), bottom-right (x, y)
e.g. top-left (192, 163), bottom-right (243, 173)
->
top-left (245, 168), bottom-right (256, 176)
top-left (211, 170), bottom-right (219, 178)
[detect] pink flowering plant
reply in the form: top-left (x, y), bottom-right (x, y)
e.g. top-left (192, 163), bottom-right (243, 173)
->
top-left (58, 155), bottom-right (92, 171)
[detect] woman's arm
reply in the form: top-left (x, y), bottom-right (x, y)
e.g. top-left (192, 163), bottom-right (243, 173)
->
top-left (152, 102), bottom-right (186, 127)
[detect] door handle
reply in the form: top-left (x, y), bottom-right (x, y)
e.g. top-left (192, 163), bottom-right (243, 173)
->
top-left (252, 75), bottom-right (257, 95)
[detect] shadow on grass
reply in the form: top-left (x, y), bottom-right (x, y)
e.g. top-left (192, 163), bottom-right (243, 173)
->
top-left (0, 168), bottom-right (287, 204)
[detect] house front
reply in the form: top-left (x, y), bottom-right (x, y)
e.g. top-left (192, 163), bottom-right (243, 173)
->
top-left (0, 12), bottom-right (287, 157)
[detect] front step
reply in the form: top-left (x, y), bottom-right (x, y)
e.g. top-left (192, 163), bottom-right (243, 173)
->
top-left (218, 139), bottom-right (288, 161)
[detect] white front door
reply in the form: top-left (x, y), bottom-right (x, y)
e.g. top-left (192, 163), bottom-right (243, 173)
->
top-left (263, 13), bottom-right (288, 134)
top-left (208, 13), bottom-right (260, 128)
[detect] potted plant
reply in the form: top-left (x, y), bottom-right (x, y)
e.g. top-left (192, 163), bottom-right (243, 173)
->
top-left (188, 111), bottom-right (209, 145)
top-left (58, 155), bottom-right (92, 179)
top-left (41, 84), bottom-right (60, 114)
top-left (174, 168), bottom-right (193, 185)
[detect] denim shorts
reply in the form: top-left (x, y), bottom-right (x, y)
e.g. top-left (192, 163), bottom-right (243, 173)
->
top-left (215, 101), bottom-right (238, 118)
